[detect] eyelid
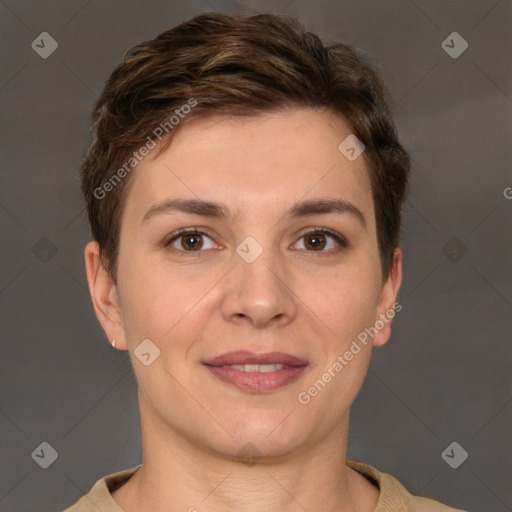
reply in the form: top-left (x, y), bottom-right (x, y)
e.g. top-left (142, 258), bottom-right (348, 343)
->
top-left (293, 227), bottom-right (348, 252)
top-left (164, 227), bottom-right (219, 250)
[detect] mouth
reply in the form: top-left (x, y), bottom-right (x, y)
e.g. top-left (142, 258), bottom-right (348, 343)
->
top-left (202, 351), bottom-right (308, 393)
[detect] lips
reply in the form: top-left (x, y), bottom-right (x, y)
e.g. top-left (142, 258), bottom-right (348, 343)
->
top-left (202, 351), bottom-right (308, 393)
top-left (203, 351), bottom-right (308, 367)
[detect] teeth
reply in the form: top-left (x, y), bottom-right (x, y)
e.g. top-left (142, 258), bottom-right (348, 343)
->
top-left (229, 364), bottom-right (284, 373)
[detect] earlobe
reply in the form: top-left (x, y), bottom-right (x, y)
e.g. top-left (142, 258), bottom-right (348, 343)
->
top-left (372, 247), bottom-right (403, 348)
top-left (84, 241), bottom-right (128, 350)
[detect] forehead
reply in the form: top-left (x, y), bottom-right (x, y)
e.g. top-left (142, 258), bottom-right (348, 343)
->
top-left (125, 108), bottom-right (374, 224)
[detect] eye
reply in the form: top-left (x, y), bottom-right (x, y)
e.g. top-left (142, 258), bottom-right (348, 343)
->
top-left (164, 227), bottom-right (348, 255)
top-left (293, 228), bottom-right (347, 253)
top-left (165, 228), bottom-right (217, 253)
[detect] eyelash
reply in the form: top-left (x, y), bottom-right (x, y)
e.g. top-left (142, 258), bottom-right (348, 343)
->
top-left (163, 227), bottom-right (348, 256)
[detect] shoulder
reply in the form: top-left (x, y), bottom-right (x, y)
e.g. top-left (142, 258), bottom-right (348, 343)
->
top-left (346, 460), bottom-right (467, 512)
top-left (63, 465), bottom-right (141, 512)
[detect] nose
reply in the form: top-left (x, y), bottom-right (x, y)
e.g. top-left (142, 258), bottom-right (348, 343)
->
top-left (221, 245), bottom-right (298, 329)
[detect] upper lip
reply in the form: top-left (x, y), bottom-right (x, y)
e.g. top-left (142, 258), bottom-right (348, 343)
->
top-left (202, 351), bottom-right (308, 367)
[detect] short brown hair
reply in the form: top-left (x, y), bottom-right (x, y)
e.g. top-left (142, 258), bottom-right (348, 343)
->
top-left (81, 12), bottom-right (410, 283)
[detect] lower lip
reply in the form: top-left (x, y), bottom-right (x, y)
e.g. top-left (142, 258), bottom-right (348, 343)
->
top-left (204, 365), bottom-right (307, 393)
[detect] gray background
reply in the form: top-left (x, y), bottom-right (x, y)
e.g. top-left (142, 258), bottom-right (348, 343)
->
top-left (0, 1), bottom-right (511, 511)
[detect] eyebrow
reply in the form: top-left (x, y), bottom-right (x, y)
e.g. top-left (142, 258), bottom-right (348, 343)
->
top-left (141, 198), bottom-right (367, 229)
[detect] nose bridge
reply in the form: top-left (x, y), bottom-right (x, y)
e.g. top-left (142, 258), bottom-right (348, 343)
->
top-left (222, 235), bottom-right (297, 327)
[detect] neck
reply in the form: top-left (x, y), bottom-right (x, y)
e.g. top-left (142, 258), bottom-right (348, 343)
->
top-left (112, 401), bottom-right (378, 512)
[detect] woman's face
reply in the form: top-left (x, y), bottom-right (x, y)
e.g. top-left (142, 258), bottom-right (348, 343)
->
top-left (93, 107), bottom-right (401, 460)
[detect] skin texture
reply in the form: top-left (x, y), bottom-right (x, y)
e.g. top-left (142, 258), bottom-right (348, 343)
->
top-left (85, 107), bottom-right (402, 512)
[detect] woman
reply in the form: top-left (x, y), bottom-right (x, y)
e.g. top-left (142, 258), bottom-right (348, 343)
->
top-left (65, 12), bottom-right (465, 512)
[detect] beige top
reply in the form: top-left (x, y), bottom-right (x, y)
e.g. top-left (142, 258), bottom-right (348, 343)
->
top-left (64, 460), bottom-right (466, 511)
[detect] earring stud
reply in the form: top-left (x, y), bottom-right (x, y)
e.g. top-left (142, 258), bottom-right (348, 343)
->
top-left (111, 339), bottom-right (116, 348)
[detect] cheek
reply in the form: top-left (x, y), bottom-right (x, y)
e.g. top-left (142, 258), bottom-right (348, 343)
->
top-left (119, 257), bottom-right (215, 347)
top-left (117, 254), bottom-right (168, 343)
top-left (312, 262), bottom-right (381, 344)
top-left (300, 268), bottom-right (380, 411)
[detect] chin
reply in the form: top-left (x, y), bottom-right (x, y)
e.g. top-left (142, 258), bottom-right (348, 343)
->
top-left (211, 413), bottom-right (309, 460)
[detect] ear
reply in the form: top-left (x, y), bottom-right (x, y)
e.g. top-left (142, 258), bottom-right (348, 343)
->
top-left (84, 241), bottom-right (128, 350)
top-left (372, 247), bottom-right (403, 347)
